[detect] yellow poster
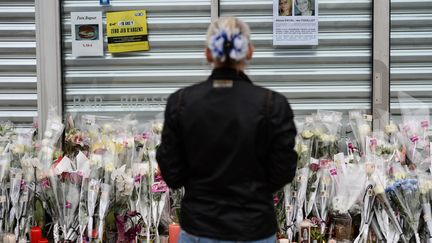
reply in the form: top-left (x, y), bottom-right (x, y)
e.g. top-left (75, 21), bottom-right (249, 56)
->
top-left (106, 10), bottom-right (149, 53)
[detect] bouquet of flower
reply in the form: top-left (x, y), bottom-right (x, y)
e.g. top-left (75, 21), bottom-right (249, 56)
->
top-left (349, 110), bottom-right (372, 156)
top-left (385, 167), bottom-right (422, 242)
top-left (332, 164), bottom-right (367, 241)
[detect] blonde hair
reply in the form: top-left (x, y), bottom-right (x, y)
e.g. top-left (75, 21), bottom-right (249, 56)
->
top-left (206, 17), bottom-right (251, 63)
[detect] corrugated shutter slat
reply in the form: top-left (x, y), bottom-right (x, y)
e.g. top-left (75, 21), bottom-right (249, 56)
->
top-left (221, 0), bottom-right (373, 115)
top-left (0, 0), bottom-right (37, 124)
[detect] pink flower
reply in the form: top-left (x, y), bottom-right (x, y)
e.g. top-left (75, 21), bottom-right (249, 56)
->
top-left (273, 196), bottom-right (279, 205)
top-left (309, 163), bottom-right (320, 172)
top-left (142, 132), bottom-right (150, 140)
top-left (20, 180), bottom-right (26, 190)
top-left (65, 201), bottom-right (72, 209)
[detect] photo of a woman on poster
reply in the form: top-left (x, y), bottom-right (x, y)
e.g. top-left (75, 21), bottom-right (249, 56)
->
top-left (294, 0), bottom-right (315, 16)
top-left (279, 0), bottom-right (293, 16)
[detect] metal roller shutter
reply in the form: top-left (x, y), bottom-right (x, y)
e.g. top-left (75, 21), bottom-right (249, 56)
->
top-left (62, 0), bottom-right (211, 121)
top-left (0, 0), bottom-right (37, 125)
top-left (390, 0), bottom-right (432, 115)
top-left (221, 0), bottom-right (372, 116)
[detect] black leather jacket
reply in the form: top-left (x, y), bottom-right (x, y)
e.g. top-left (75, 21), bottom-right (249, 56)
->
top-left (156, 68), bottom-right (298, 241)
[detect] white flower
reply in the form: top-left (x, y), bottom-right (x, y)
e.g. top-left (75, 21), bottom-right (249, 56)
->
top-left (359, 124), bottom-right (371, 135)
top-left (152, 123), bottom-right (163, 134)
top-left (384, 123), bottom-right (398, 135)
top-left (89, 154), bottom-right (102, 166)
top-left (320, 134), bottom-right (336, 142)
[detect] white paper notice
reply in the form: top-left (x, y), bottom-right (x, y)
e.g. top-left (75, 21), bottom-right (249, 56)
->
top-left (71, 12), bottom-right (103, 57)
top-left (273, 0), bottom-right (319, 46)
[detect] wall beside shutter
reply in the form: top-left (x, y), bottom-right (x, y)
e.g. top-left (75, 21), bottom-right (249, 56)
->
top-left (390, 0), bottom-right (432, 116)
top-left (62, 0), bottom-right (211, 121)
top-left (221, 0), bottom-right (373, 116)
top-left (0, 0), bottom-right (37, 125)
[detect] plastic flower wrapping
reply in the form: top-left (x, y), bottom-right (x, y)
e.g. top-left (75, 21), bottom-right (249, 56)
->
top-left (0, 92), bottom-right (432, 242)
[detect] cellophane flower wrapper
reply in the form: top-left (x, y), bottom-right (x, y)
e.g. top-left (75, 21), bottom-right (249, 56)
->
top-left (353, 183), bottom-right (375, 243)
top-left (8, 168), bottom-right (22, 234)
top-left (10, 129), bottom-right (33, 168)
top-left (0, 153), bottom-right (10, 233)
top-left (418, 173), bottom-right (432, 241)
top-left (313, 110), bottom-right (342, 160)
top-left (372, 170), bottom-right (407, 243)
top-left (398, 92), bottom-right (430, 170)
top-left (283, 183), bottom-right (297, 242)
top-left (295, 167), bottom-right (309, 227)
top-left (332, 164), bottom-right (367, 214)
top-left (87, 178), bottom-right (100, 239)
top-left (61, 172), bottom-right (81, 241)
top-left (385, 174), bottom-right (422, 242)
top-left (97, 183), bottom-right (111, 242)
top-left (332, 163), bottom-right (366, 241)
top-left (349, 110), bottom-right (372, 156)
top-left (315, 169), bottom-right (333, 235)
top-left (296, 116), bottom-right (315, 168)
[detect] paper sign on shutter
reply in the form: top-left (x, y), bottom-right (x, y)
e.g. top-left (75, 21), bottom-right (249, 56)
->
top-left (71, 12), bottom-right (104, 57)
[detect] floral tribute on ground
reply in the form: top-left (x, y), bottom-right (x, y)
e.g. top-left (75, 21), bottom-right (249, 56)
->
top-left (0, 93), bottom-right (431, 242)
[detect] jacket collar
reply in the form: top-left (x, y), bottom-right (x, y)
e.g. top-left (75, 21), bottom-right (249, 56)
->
top-left (208, 68), bottom-right (252, 83)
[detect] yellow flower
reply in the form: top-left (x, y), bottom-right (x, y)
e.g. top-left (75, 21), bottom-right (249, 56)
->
top-left (12, 144), bottom-right (25, 154)
top-left (91, 142), bottom-right (104, 152)
top-left (105, 162), bottom-right (114, 172)
top-left (115, 142), bottom-right (124, 154)
top-left (365, 162), bottom-right (375, 175)
top-left (394, 172), bottom-right (406, 180)
top-left (301, 130), bottom-right (314, 139)
top-left (374, 185), bottom-right (384, 194)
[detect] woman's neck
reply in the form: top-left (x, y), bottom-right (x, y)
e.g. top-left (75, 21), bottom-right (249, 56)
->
top-left (213, 62), bottom-right (246, 71)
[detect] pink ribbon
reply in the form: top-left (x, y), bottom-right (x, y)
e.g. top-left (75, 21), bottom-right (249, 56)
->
top-left (410, 135), bottom-right (419, 143)
top-left (134, 175), bottom-right (141, 183)
top-left (41, 178), bottom-right (50, 189)
top-left (151, 181), bottom-right (168, 193)
top-left (329, 168), bottom-right (337, 176)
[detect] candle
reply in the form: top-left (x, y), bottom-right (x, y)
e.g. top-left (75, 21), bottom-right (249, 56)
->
top-left (279, 239), bottom-right (289, 243)
top-left (30, 226), bottom-right (42, 243)
top-left (38, 238), bottom-right (49, 243)
top-left (169, 223), bottom-right (181, 243)
top-left (3, 233), bottom-right (16, 243)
